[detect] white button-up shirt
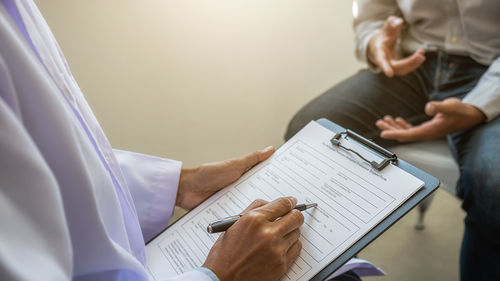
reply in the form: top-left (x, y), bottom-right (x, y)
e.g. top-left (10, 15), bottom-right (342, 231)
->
top-left (353, 0), bottom-right (500, 121)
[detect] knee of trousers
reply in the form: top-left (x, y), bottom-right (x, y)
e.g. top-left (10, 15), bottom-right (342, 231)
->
top-left (284, 109), bottom-right (357, 141)
top-left (458, 162), bottom-right (500, 231)
top-left (284, 110), bottom-right (315, 141)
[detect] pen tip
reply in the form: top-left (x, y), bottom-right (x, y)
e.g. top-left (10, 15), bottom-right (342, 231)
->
top-left (307, 203), bottom-right (318, 209)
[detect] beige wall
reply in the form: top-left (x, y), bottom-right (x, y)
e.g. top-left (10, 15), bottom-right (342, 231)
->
top-left (37, 0), bottom-right (363, 166)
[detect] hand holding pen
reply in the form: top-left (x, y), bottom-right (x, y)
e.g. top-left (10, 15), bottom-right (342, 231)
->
top-left (203, 197), bottom-right (309, 281)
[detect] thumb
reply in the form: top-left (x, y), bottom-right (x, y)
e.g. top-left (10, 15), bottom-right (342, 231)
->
top-left (255, 145), bottom-right (275, 163)
top-left (257, 197), bottom-right (297, 221)
top-left (236, 146), bottom-right (274, 172)
top-left (242, 199), bottom-right (269, 214)
top-left (425, 98), bottom-right (462, 116)
top-left (383, 16), bottom-right (404, 38)
top-left (391, 49), bottom-right (425, 75)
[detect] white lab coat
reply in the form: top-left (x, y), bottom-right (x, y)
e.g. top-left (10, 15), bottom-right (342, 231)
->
top-left (0, 0), bottom-right (213, 280)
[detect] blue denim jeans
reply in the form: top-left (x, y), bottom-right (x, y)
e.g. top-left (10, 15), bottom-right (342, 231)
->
top-left (285, 51), bottom-right (500, 281)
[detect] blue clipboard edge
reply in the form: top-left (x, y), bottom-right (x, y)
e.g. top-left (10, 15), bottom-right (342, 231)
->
top-left (311, 118), bottom-right (440, 281)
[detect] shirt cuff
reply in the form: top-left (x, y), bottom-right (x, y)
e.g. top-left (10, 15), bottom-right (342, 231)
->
top-left (358, 29), bottom-right (381, 71)
top-left (462, 77), bottom-right (500, 121)
top-left (194, 267), bottom-right (220, 281)
top-left (354, 21), bottom-right (384, 71)
top-left (163, 268), bottom-right (219, 281)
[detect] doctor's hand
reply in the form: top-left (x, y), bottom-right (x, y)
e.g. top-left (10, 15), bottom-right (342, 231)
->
top-left (368, 16), bottom-right (425, 77)
top-left (176, 146), bottom-right (274, 210)
top-left (203, 197), bottom-right (304, 281)
top-left (375, 98), bottom-right (486, 142)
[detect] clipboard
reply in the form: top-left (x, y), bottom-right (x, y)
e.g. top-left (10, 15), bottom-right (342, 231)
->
top-left (146, 118), bottom-right (440, 281)
top-left (311, 118), bottom-right (440, 281)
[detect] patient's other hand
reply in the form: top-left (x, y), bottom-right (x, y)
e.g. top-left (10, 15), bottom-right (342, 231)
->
top-left (367, 16), bottom-right (425, 77)
top-left (375, 98), bottom-right (486, 142)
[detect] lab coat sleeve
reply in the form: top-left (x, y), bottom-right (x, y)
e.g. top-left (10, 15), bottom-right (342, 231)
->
top-left (0, 97), bottom-right (73, 280)
top-left (113, 149), bottom-right (182, 242)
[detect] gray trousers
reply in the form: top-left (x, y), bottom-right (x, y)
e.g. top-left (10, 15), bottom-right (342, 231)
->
top-left (285, 51), bottom-right (500, 281)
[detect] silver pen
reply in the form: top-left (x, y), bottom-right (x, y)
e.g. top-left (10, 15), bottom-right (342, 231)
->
top-left (207, 203), bottom-right (318, 233)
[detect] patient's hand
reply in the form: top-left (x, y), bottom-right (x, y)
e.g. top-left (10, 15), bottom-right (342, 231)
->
top-left (367, 16), bottom-right (425, 77)
top-left (375, 98), bottom-right (486, 142)
top-left (176, 146), bottom-right (274, 210)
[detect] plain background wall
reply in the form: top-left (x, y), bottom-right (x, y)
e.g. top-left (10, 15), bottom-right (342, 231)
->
top-left (36, 0), bottom-right (363, 167)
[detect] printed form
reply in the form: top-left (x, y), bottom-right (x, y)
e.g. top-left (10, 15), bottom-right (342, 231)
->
top-left (146, 121), bottom-right (424, 281)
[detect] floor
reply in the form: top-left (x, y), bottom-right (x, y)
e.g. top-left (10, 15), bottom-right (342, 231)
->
top-left (360, 189), bottom-right (464, 281)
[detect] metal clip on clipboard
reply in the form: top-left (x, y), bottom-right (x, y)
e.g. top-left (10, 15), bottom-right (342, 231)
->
top-left (331, 130), bottom-right (397, 171)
